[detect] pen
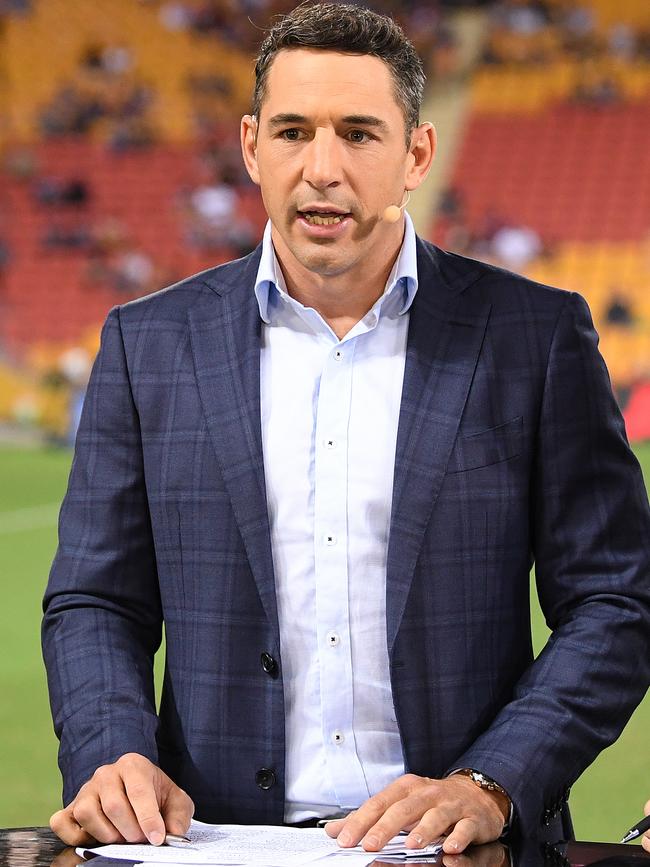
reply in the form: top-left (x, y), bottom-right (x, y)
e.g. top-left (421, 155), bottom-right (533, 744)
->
top-left (164, 834), bottom-right (192, 846)
top-left (619, 813), bottom-right (650, 844)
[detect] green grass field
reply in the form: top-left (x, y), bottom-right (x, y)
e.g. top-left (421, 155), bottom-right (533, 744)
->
top-left (1, 443), bottom-right (648, 840)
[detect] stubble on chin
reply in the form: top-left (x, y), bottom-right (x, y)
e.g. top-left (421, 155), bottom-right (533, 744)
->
top-left (292, 243), bottom-right (358, 279)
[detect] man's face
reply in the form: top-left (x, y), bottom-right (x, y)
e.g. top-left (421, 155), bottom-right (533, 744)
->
top-left (241, 49), bottom-right (428, 280)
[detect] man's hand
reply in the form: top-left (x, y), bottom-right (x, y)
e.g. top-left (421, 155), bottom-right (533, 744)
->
top-left (325, 774), bottom-right (508, 855)
top-left (642, 799), bottom-right (650, 854)
top-left (49, 753), bottom-right (194, 847)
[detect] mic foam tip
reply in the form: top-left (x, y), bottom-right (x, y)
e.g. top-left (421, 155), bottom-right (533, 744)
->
top-left (383, 204), bottom-right (402, 223)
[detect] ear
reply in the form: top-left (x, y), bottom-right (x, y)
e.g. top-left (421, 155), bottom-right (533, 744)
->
top-left (405, 122), bottom-right (436, 192)
top-left (240, 114), bottom-right (261, 186)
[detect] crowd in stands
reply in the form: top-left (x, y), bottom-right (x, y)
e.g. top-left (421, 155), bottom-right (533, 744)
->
top-left (146, 0), bottom-right (463, 77)
top-left (1, 0), bottom-right (470, 329)
top-left (435, 186), bottom-right (551, 270)
top-left (435, 0), bottom-right (650, 268)
top-left (484, 0), bottom-right (650, 67)
top-left (2, 0), bottom-right (649, 437)
top-left (37, 45), bottom-right (156, 151)
top-left (482, 0), bottom-right (650, 105)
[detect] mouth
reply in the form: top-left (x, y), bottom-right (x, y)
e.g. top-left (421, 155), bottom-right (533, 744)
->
top-left (297, 208), bottom-right (351, 226)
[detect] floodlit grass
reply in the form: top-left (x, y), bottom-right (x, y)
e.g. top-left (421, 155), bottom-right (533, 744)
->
top-left (1, 443), bottom-right (648, 840)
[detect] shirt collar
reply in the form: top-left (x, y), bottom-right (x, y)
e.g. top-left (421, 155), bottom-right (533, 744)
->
top-left (254, 211), bottom-right (418, 325)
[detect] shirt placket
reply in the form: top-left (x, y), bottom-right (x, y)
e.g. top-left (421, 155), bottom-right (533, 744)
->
top-left (313, 338), bottom-right (370, 809)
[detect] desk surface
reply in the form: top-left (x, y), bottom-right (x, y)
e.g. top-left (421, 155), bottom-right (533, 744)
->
top-left (1, 828), bottom-right (648, 867)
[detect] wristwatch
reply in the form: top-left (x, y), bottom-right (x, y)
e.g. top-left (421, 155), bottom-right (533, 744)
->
top-left (452, 768), bottom-right (512, 833)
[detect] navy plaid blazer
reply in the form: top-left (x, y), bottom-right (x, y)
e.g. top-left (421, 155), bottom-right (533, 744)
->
top-left (43, 238), bottom-right (650, 840)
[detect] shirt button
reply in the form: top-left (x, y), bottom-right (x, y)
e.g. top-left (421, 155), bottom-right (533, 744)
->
top-left (334, 349), bottom-right (343, 361)
top-left (326, 631), bottom-right (340, 646)
top-left (325, 534), bottom-right (336, 546)
top-left (332, 731), bottom-right (345, 745)
top-left (324, 438), bottom-right (336, 449)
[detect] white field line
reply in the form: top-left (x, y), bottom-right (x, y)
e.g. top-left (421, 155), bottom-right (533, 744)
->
top-left (0, 502), bottom-right (60, 534)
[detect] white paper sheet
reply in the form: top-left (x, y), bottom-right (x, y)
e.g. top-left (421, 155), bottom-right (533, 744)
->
top-left (79, 820), bottom-right (343, 866)
top-left (77, 820), bottom-right (442, 866)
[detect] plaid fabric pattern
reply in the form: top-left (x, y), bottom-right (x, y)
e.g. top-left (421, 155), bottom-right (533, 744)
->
top-left (43, 239), bottom-right (650, 837)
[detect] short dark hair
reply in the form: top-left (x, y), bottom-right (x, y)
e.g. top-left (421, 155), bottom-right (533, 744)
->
top-left (252, 2), bottom-right (425, 146)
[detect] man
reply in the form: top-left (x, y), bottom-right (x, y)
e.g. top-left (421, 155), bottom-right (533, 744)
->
top-left (43, 2), bottom-right (650, 855)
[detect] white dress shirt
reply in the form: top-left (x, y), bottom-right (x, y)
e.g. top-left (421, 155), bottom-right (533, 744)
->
top-left (254, 214), bottom-right (419, 822)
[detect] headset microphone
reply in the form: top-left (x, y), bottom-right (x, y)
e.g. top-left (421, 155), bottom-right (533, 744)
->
top-left (382, 191), bottom-right (411, 223)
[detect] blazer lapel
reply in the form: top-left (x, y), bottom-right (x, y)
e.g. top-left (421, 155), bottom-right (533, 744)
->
top-left (188, 249), bottom-right (279, 638)
top-left (386, 241), bottom-right (491, 651)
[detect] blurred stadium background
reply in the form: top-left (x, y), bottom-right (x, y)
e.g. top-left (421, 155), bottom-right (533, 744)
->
top-left (0, 0), bottom-right (649, 839)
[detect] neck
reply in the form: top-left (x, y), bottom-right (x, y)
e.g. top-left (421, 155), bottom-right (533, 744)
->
top-left (271, 224), bottom-right (405, 340)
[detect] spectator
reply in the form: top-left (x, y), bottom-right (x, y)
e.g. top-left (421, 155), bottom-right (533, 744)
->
top-left (33, 177), bottom-right (90, 208)
top-left (572, 61), bottom-right (621, 107)
top-left (38, 83), bottom-right (106, 137)
top-left (560, 3), bottom-right (597, 57)
top-left (41, 219), bottom-right (91, 251)
top-left (604, 290), bottom-right (634, 327)
top-left (102, 44), bottom-right (134, 76)
top-left (109, 247), bottom-right (156, 295)
top-left (490, 222), bottom-right (542, 269)
top-left (437, 186), bottom-right (465, 222)
top-left (158, 1), bottom-right (194, 31)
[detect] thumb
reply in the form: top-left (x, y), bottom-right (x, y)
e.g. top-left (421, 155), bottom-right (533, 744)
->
top-left (159, 778), bottom-right (194, 837)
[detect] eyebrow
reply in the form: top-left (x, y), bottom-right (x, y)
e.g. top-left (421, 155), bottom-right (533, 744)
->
top-left (341, 115), bottom-right (389, 132)
top-left (266, 113), bottom-right (389, 133)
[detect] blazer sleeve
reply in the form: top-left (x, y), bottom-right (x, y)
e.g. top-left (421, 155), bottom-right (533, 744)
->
top-left (42, 306), bottom-right (162, 806)
top-left (448, 291), bottom-right (650, 835)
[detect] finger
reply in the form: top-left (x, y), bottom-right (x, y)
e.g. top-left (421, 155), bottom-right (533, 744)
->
top-left (324, 816), bottom-right (352, 838)
top-left (336, 776), bottom-right (422, 847)
top-left (443, 817), bottom-right (481, 854)
top-left (159, 782), bottom-right (195, 837)
top-left (71, 790), bottom-right (126, 844)
top-left (403, 801), bottom-right (458, 849)
top-left (366, 793), bottom-right (453, 852)
top-left (644, 799), bottom-right (650, 816)
top-left (642, 835), bottom-right (650, 854)
top-left (50, 808), bottom-right (96, 847)
top-left (99, 783), bottom-right (147, 843)
top-left (123, 770), bottom-right (168, 845)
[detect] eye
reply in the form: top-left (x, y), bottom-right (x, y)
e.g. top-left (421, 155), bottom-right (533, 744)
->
top-left (347, 129), bottom-right (372, 143)
top-left (280, 128), bottom-right (302, 141)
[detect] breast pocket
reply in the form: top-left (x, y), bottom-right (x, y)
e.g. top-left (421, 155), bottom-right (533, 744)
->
top-left (447, 415), bottom-right (523, 473)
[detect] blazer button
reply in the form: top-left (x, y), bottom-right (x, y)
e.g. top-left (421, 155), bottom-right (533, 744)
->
top-left (261, 652), bottom-right (279, 678)
top-left (255, 768), bottom-right (276, 790)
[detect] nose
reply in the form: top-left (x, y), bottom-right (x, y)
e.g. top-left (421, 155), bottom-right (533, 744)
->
top-left (302, 128), bottom-right (342, 190)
